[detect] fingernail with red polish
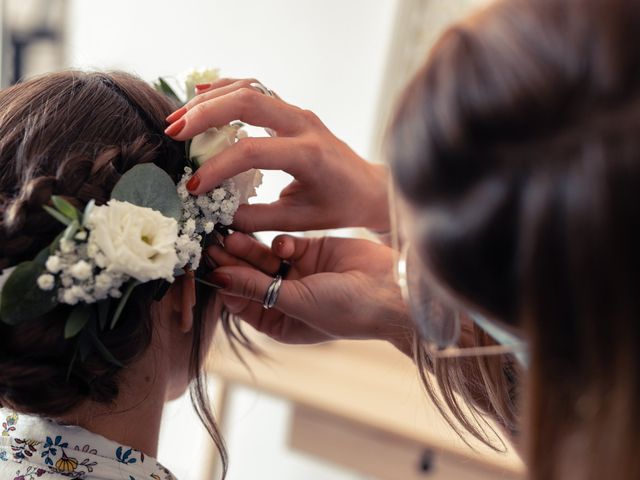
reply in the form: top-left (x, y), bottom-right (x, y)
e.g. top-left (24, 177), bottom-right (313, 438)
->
top-left (166, 107), bottom-right (187, 123)
top-left (195, 83), bottom-right (212, 91)
top-left (164, 118), bottom-right (186, 137)
top-left (209, 272), bottom-right (231, 289)
top-left (186, 174), bottom-right (200, 192)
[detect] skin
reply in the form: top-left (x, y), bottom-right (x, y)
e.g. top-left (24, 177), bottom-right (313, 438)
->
top-left (164, 78), bottom-right (404, 351)
top-left (208, 232), bottom-right (413, 356)
top-left (166, 78), bottom-right (391, 232)
top-left (55, 273), bottom-right (219, 457)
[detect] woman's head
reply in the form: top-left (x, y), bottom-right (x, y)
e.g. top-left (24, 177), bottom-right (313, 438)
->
top-left (390, 0), bottom-right (640, 478)
top-left (0, 71), bottom-right (226, 467)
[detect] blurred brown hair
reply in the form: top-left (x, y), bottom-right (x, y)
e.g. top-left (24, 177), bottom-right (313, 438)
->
top-left (0, 71), bottom-right (229, 475)
top-left (390, 0), bottom-right (640, 478)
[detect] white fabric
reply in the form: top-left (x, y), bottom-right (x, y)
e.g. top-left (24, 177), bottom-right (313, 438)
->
top-left (0, 408), bottom-right (175, 479)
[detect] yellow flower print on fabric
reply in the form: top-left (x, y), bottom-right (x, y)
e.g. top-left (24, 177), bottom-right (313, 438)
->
top-left (55, 451), bottom-right (79, 473)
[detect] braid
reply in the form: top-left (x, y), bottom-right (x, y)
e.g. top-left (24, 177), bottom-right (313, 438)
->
top-left (0, 134), bottom-right (171, 269)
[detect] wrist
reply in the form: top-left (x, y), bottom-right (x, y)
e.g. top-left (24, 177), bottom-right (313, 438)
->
top-left (359, 163), bottom-right (391, 231)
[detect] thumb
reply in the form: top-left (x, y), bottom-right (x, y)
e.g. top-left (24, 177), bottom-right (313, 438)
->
top-left (208, 266), bottom-right (316, 318)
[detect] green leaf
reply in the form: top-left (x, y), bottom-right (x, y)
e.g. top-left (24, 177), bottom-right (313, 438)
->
top-left (0, 261), bottom-right (57, 325)
top-left (43, 205), bottom-right (72, 226)
top-left (88, 330), bottom-right (123, 367)
top-left (110, 280), bottom-right (140, 329)
top-left (97, 299), bottom-right (110, 331)
top-left (78, 333), bottom-right (92, 362)
top-left (64, 304), bottom-right (92, 339)
top-left (63, 220), bottom-right (80, 242)
top-left (51, 196), bottom-right (79, 221)
top-left (111, 164), bottom-right (183, 221)
top-left (155, 78), bottom-right (184, 106)
top-left (82, 199), bottom-right (96, 226)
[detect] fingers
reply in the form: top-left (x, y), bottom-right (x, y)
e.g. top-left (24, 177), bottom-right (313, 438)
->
top-left (166, 87), bottom-right (305, 141)
top-left (231, 202), bottom-right (301, 233)
top-left (188, 136), bottom-right (303, 195)
top-left (209, 265), bottom-right (317, 319)
top-left (272, 234), bottom-right (312, 261)
top-left (218, 293), bottom-right (330, 344)
top-left (208, 232), bottom-right (282, 275)
top-left (186, 78), bottom-right (260, 110)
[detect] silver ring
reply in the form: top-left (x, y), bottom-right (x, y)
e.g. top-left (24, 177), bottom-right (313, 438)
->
top-left (249, 81), bottom-right (276, 98)
top-left (263, 275), bottom-right (283, 310)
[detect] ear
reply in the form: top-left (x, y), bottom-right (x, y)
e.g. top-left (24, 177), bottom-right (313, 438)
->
top-left (174, 271), bottom-right (196, 333)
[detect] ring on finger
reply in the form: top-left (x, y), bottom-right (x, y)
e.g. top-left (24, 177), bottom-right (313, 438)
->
top-left (275, 260), bottom-right (292, 279)
top-left (263, 275), bottom-right (283, 310)
top-left (249, 81), bottom-right (276, 98)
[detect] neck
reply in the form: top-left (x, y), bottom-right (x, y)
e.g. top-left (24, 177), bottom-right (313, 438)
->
top-left (57, 345), bottom-right (169, 458)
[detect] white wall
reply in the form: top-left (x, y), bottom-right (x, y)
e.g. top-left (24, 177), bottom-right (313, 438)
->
top-left (66, 0), bottom-right (398, 159)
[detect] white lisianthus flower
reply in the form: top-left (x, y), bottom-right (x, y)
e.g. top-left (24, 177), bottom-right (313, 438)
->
top-left (86, 200), bottom-right (179, 283)
top-left (37, 274), bottom-right (55, 291)
top-left (184, 68), bottom-right (220, 101)
top-left (190, 124), bottom-right (241, 167)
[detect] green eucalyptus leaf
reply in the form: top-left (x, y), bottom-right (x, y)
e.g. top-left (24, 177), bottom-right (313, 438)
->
top-left (43, 205), bottom-right (72, 226)
top-left (110, 280), bottom-right (140, 329)
top-left (0, 261), bottom-right (57, 325)
top-left (64, 304), bottom-right (92, 339)
top-left (51, 196), bottom-right (79, 221)
top-left (155, 78), bottom-right (183, 107)
top-left (110, 164), bottom-right (182, 221)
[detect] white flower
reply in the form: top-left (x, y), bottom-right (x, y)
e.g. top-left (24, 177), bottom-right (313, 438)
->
top-left (109, 288), bottom-right (123, 299)
top-left (185, 68), bottom-right (220, 101)
top-left (232, 169), bottom-right (263, 204)
top-left (37, 274), bottom-right (55, 291)
top-left (95, 272), bottom-right (113, 291)
top-left (221, 199), bottom-right (236, 214)
top-left (86, 200), bottom-right (179, 283)
top-left (190, 124), bottom-right (241, 166)
top-left (87, 243), bottom-right (99, 258)
top-left (69, 260), bottom-right (92, 281)
top-left (60, 239), bottom-right (75, 254)
top-left (45, 255), bottom-right (63, 274)
top-left (74, 231), bottom-right (88, 241)
top-left (183, 218), bottom-right (197, 237)
top-left (212, 188), bottom-right (226, 202)
top-left (204, 221), bottom-right (215, 233)
top-left (61, 285), bottom-right (87, 305)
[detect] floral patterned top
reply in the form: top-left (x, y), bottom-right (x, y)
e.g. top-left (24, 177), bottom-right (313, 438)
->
top-left (0, 408), bottom-right (176, 480)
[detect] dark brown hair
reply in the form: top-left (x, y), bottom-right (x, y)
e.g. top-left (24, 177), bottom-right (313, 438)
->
top-left (390, 0), bottom-right (640, 478)
top-left (0, 71), bottom-right (228, 474)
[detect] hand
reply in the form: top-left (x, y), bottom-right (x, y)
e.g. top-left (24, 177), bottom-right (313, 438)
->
top-left (165, 78), bottom-right (390, 233)
top-left (206, 232), bottom-right (413, 353)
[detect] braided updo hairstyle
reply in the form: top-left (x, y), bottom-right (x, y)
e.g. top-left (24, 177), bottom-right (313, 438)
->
top-left (0, 71), bottom-right (228, 471)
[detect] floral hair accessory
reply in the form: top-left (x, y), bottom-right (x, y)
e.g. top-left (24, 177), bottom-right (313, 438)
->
top-left (0, 68), bottom-right (262, 368)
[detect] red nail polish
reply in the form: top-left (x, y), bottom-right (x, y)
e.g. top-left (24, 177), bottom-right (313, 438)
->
top-left (164, 118), bottom-right (186, 136)
top-left (186, 174), bottom-right (200, 192)
top-left (195, 83), bottom-right (212, 91)
top-left (209, 272), bottom-right (231, 289)
top-left (166, 107), bottom-right (187, 123)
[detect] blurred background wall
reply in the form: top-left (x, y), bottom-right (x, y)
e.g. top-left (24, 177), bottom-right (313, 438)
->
top-left (0, 1), bottom-right (496, 479)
